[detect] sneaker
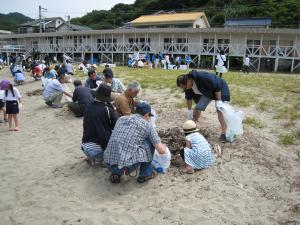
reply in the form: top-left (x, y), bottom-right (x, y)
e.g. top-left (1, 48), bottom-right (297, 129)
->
top-left (219, 134), bottom-right (227, 143)
top-left (51, 104), bottom-right (63, 109)
top-left (45, 101), bottom-right (53, 106)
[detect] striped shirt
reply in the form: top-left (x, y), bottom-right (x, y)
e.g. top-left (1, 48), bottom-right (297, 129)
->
top-left (184, 132), bottom-right (214, 169)
top-left (104, 114), bottom-right (161, 168)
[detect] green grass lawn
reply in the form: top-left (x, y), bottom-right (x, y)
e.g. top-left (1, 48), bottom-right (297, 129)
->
top-left (77, 66), bottom-right (300, 145)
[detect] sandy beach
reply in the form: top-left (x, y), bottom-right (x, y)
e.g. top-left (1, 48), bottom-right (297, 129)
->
top-left (0, 67), bottom-right (299, 225)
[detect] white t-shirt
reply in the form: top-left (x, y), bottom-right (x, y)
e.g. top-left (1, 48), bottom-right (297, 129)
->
top-left (244, 57), bottom-right (250, 66)
top-left (4, 87), bottom-right (21, 101)
top-left (192, 82), bottom-right (203, 95)
top-left (216, 54), bottom-right (226, 67)
top-left (0, 90), bottom-right (5, 100)
top-left (133, 51), bottom-right (139, 61)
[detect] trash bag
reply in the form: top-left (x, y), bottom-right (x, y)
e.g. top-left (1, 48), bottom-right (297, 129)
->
top-left (216, 101), bottom-right (244, 142)
top-left (152, 147), bottom-right (171, 173)
top-left (215, 65), bottom-right (228, 73)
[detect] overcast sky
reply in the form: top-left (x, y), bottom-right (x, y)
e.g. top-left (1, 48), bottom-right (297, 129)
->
top-left (0, 0), bottom-right (135, 19)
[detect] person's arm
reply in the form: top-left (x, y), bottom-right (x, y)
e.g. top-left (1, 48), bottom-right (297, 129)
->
top-left (215, 91), bottom-right (221, 101)
top-left (154, 143), bottom-right (166, 154)
top-left (63, 91), bottom-right (73, 98)
top-left (117, 99), bottom-right (132, 116)
top-left (72, 89), bottom-right (78, 102)
top-left (187, 99), bottom-right (193, 110)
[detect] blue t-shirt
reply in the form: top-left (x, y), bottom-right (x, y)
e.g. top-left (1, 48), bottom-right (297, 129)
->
top-left (44, 70), bottom-right (57, 79)
top-left (14, 72), bottom-right (25, 81)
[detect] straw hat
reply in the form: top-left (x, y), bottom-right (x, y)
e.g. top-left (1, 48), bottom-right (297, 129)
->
top-left (182, 120), bottom-right (199, 134)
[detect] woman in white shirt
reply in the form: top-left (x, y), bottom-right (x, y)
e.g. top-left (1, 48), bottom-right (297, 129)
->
top-left (1, 80), bottom-right (22, 131)
top-left (215, 50), bottom-right (227, 78)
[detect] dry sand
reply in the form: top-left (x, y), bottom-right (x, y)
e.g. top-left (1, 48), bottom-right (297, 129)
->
top-left (0, 68), bottom-right (299, 225)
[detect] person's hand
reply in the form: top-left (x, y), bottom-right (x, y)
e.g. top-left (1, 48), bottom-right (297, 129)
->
top-left (19, 102), bottom-right (23, 109)
top-left (187, 109), bottom-right (193, 119)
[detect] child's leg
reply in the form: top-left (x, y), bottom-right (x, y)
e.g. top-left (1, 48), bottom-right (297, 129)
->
top-left (220, 73), bottom-right (223, 78)
top-left (7, 114), bottom-right (13, 130)
top-left (13, 114), bottom-right (19, 130)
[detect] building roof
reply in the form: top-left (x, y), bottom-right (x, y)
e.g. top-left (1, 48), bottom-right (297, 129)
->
top-left (64, 23), bottom-right (92, 31)
top-left (18, 17), bottom-right (64, 27)
top-left (130, 12), bottom-right (208, 25)
top-left (0, 30), bottom-right (12, 34)
top-left (224, 18), bottom-right (272, 27)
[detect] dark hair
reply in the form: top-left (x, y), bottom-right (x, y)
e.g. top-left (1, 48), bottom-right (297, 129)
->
top-left (176, 74), bottom-right (188, 87)
top-left (105, 64), bottom-right (109, 68)
top-left (88, 69), bottom-right (96, 77)
top-left (54, 65), bottom-right (60, 71)
top-left (220, 50), bottom-right (225, 55)
top-left (73, 80), bottom-right (82, 87)
top-left (5, 84), bottom-right (15, 97)
top-left (245, 54), bottom-right (248, 57)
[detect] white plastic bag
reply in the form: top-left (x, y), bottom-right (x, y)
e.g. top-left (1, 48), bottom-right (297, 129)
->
top-left (217, 101), bottom-right (244, 142)
top-left (152, 147), bottom-right (171, 173)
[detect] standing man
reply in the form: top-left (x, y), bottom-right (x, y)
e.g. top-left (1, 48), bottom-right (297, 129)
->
top-left (104, 102), bottom-right (166, 183)
top-left (215, 50), bottom-right (227, 78)
top-left (243, 55), bottom-right (250, 74)
top-left (68, 80), bottom-right (94, 117)
top-left (176, 70), bottom-right (230, 142)
top-left (115, 81), bottom-right (140, 117)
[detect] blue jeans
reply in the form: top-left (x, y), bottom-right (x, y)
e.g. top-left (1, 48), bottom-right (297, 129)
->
top-left (107, 139), bottom-right (155, 178)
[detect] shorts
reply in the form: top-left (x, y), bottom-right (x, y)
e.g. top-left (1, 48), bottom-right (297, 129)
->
top-left (195, 95), bottom-right (212, 111)
top-left (0, 100), bottom-right (4, 109)
top-left (6, 101), bottom-right (19, 114)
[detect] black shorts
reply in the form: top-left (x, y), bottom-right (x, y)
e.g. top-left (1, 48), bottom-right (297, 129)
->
top-left (6, 101), bottom-right (19, 114)
top-left (0, 100), bottom-right (4, 109)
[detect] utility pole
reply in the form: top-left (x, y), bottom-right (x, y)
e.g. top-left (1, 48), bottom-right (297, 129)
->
top-left (39, 5), bottom-right (47, 33)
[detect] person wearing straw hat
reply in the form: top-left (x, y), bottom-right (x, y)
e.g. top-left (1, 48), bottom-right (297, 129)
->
top-left (42, 74), bottom-right (73, 108)
top-left (178, 120), bottom-right (214, 174)
top-left (81, 83), bottom-right (118, 166)
top-left (104, 102), bottom-right (167, 184)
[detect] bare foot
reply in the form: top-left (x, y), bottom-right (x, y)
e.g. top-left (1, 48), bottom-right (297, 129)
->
top-left (14, 127), bottom-right (20, 131)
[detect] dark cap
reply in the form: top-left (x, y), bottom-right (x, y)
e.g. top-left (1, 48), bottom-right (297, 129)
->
top-left (103, 68), bottom-right (113, 78)
top-left (91, 83), bottom-right (112, 102)
top-left (135, 102), bottom-right (154, 117)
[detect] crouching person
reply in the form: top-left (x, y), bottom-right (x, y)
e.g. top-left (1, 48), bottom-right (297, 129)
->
top-left (104, 102), bottom-right (166, 184)
top-left (42, 74), bottom-right (72, 108)
top-left (68, 80), bottom-right (93, 117)
top-left (81, 84), bottom-right (117, 165)
top-left (179, 120), bottom-right (214, 174)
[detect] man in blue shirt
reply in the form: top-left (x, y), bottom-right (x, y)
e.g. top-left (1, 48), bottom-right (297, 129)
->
top-left (177, 70), bottom-right (230, 142)
top-left (43, 74), bottom-right (73, 108)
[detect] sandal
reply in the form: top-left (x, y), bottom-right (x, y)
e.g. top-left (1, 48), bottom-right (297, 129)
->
top-left (179, 165), bottom-right (194, 174)
top-left (109, 174), bottom-right (121, 184)
top-left (137, 171), bottom-right (157, 183)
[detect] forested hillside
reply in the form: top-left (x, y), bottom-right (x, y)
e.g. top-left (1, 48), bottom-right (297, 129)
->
top-left (0, 12), bottom-right (33, 31)
top-left (70, 0), bottom-right (300, 29)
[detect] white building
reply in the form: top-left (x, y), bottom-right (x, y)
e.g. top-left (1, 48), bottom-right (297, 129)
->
top-left (0, 26), bottom-right (299, 72)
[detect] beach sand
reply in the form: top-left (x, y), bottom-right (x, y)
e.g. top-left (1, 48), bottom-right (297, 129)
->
top-left (0, 68), bottom-right (299, 225)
